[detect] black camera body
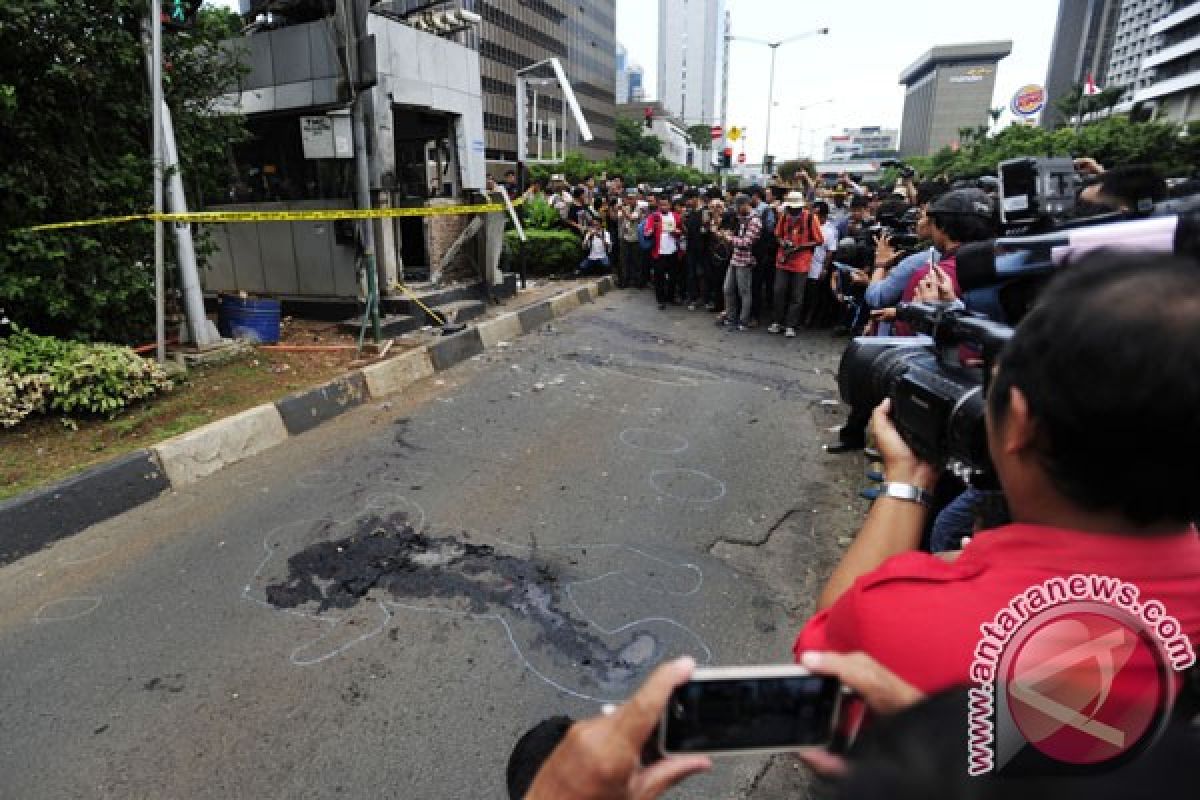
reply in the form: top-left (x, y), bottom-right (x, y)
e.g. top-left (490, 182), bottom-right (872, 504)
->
top-left (838, 304), bottom-right (1013, 483)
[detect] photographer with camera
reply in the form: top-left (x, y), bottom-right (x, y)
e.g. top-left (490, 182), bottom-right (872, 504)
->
top-left (827, 188), bottom-right (996, 453)
top-left (768, 192), bottom-right (824, 338)
top-left (800, 250), bottom-right (1200, 693)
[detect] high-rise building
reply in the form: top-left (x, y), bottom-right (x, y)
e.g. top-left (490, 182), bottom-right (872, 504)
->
top-left (1042, 0), bottom-right (1120, 128)
top-left (898, 41), bottom-right (1012, 157)
top-left (1106, 0), bottom-right (1174, 105)
top-left (628, 65), bottom-right (645, 102)
top-left (385, 0), bottom-right (617, 165)
top-left (616, 42), bottom-right (645, 104)
top-left (1134, 0), bottom-right (1200, 121)
top-left (657, 0), bottom-right (726, 127)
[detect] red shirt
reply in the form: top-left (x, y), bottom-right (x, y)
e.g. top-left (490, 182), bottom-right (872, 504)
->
top-left (793, 524), bottom-right (1200, 694)
top-left (775, 210), bottom-right (824, 273)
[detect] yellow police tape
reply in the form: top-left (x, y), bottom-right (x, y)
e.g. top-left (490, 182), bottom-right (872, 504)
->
top-left (21, 199), bottom-right (523, 233)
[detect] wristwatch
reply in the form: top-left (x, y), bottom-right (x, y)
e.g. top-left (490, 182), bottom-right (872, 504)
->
top-left (879, 482), bottom-right (933, 508)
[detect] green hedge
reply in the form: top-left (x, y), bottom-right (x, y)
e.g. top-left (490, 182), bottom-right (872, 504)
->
top-left (0, 328), bottom-right (172, 427)
top-left (504, 229), bottom-right (585, 276)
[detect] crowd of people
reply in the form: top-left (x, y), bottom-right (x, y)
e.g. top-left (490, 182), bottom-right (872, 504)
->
top-left (499, 160), bottom-right (1200, 799)
top-left (518, 171), bottom-right (901, 336)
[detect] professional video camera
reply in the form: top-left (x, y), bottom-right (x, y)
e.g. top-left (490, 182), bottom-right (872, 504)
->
top-left (872, 205), bottom-right (923, 251)
top-left (996, 157), bottom-right (1081, 233)
top-left (838, 304), bottom-right (1011, 484)
top-left (836, 205), bottom-right (1200, 481)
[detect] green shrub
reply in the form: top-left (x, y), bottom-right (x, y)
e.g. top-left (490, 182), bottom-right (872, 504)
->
top-left (504, 229), bottom-right (585, 276)
top-left (522, 197), bottom-right (564, 231)
top-left (0, 328), bottom-right (172, 427)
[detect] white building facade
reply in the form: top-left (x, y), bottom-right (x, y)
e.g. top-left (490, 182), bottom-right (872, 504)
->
top-left (1106, 0), bottom-right (1175, 104)
top-left (823, 127), bottom-right (900, 161)
top-left (657, 0), bottom-right (726, 127)
top-left (1135, 0), bottom-right (1200, 121)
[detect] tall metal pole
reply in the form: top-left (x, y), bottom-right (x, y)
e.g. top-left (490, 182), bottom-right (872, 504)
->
top-left (151, 0), bottom-right (165, 363)
top-left (763, 45), bottom-right (778, 177)
top-left (352, 95), bottom-right (382, 343)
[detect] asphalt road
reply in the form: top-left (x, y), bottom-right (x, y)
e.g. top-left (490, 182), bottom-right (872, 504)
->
top-left (0, 288), bottom-right (865, 799)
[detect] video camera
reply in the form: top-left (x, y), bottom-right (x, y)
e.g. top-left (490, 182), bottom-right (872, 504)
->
top-left (836, 205), bottom-right (1200, 483)
top-left (996, 157), bottom-right (1081, 232)
top-left (838, 304), bottom-right (1011, 484)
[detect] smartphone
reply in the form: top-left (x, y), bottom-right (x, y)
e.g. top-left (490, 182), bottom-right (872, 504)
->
top-left (658, 666), bottom-right (843, 756)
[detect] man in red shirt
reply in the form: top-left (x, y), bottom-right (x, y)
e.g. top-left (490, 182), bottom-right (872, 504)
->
top-left (768, 191), bottom-right (823, 338)
top-left (795, 251), bottom-right (1200, 694)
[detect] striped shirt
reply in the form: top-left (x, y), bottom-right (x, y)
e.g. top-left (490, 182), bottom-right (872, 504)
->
top-left (729, 214), bottom-right (762, 269)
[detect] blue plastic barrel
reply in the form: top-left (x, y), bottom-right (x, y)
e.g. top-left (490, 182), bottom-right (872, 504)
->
top-left (217, 295), bottom-right (282, 344)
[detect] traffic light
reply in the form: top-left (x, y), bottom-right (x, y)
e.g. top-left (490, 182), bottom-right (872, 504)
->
top-left (644, 107), bottom-right (654, 129)
top-left (162, 0), bottom-right (202, 31)
top-left (721, 147), bottom-right (733, 169)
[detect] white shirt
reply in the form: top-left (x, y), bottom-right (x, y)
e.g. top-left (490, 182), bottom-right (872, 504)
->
top-left (810, 220), bottom-right (840, 280)
top-left (586, 230), bottom-right (611, 260)
top-left (657, 213), bottom-right (678, 256)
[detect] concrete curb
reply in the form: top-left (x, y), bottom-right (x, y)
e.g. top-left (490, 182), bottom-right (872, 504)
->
top-left (0, 279), bottom-right (612, 556)
top-left (153, 404), bottom-right (290, 488)
top-left (0, 450), bottom-right (170, 566)
top-left (275, 372), bottom-right (368, 436)
top-left (428, 326), bottom-right (485, 371)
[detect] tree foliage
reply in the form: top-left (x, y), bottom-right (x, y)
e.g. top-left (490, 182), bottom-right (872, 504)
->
top-left (527, 116), bottom-right (717, 188)
top-left (0, 1), bottom-right (246, 343)
top-left (686, 124), bottom-right (713, 152)
top-left (910, 117), bottom-right (1199, 182)
top-left (775, 158), bottom-right (816, 184)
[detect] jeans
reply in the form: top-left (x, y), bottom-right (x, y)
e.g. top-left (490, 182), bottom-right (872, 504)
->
top-left (654, 254), bottom-right (679, 304)
top-left (619, 240), bottom-right (641, 287)
top-left (723, 265), bottom-right (754, 325)
top-left (772, 269), bottom-right (807, 329)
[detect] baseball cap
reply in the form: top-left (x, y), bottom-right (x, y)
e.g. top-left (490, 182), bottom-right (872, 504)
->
top-left (928, 188), bottom-right (994, 218)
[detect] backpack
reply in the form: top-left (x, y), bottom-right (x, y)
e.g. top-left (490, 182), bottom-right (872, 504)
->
top-left (637, 216), bottom-right (654, 250)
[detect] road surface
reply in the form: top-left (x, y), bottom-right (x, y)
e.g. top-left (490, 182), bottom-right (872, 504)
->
top-left (0, 288), bottom-right (865, 799)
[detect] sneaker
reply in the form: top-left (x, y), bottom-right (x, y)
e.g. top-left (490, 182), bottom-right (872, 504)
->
top-left (705, 303), bottom-right (716, 312)
top-left (767, 323), bottom-right (782, 334)
top-left (785, 327), bottom-right (797, 338)
top-left (687, 303), bottom-right (697, 311)
top-left (714, 314), bottom-right (728, 327)
top-left (736, 324), bottom-right (748, 332)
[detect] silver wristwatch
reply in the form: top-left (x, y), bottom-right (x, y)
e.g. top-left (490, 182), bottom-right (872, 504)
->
top-left (880, 482), bottom-right (933, 508)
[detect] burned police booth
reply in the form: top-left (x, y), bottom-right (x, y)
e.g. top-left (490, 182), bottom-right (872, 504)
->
top-left (204, 0), bottom-right (495, 308)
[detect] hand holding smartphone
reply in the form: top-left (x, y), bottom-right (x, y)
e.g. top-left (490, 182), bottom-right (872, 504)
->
top-left (658, 666), bottom-right (844, 756)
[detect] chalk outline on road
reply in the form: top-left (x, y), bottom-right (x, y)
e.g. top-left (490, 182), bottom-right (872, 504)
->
top-left (648, 468), bottom-right (728, 504)
top-left (242, 494), bottom-right (714, 701)
top-left (576, 352), bottom-right (726, 387)
top-left (34, 595), bottom-right (103, 623)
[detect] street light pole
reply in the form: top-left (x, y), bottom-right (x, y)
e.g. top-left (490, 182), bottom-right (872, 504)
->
top-left (727, 27), bottom-right (829, 176)
top-left (763, 45), bottom-right (778, 175)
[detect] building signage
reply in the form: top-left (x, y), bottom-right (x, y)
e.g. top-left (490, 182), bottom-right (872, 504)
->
top-left (948, 66), bottom-right (994, 84)
top-left (1010, 84), bottom-right (1047, 117)
top-left (300, 115), bottom-right (353, 160)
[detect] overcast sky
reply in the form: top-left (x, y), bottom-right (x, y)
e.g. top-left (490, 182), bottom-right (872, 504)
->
top-left (214, 0), bottom-right (1060, 162)
top-left (621, 0), bottom-right (1059, 162)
